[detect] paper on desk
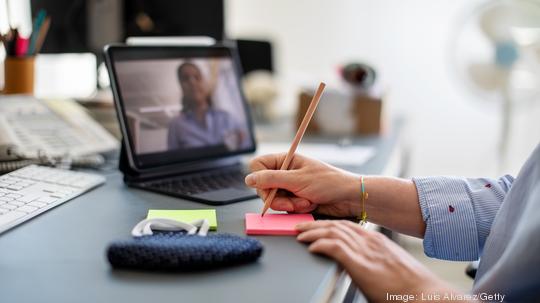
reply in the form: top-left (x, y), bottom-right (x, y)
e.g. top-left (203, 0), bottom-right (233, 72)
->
top-left (256, 143), bottom-right (375, 167)
top-left (147, 209), bottom-right (218, 230)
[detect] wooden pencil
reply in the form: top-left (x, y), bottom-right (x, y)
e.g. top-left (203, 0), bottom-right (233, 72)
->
top-left (260, 82), bottom-right (326, 216)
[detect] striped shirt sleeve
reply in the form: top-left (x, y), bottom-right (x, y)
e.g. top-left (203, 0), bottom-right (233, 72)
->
top-left (412, 175), bottom-right (514, 261)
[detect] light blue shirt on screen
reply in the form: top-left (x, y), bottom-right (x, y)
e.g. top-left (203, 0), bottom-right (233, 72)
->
top-left (167, 108), bottom-right (245, 150)
top-left (413, 143), bottom-right (540, 301)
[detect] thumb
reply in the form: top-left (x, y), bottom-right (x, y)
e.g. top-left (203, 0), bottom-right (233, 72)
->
top-left (245, 170), bottom-right (300, 191)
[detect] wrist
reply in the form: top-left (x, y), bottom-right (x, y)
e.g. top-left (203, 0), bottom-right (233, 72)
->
top-left (341, 172), bottom-right (363, 217)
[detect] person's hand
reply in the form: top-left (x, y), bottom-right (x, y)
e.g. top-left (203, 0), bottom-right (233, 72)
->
top-left (245, 153), bottom-right (361, 217)
top-left (296, 220), bottom-right (459, 302)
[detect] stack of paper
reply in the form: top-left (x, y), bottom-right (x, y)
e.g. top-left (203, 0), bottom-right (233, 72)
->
top-left (256, 142), bottom-right (375, 167)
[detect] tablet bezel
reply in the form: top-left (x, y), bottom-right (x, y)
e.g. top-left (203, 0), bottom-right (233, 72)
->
top-left (104, 44), bottom-right (257, 173)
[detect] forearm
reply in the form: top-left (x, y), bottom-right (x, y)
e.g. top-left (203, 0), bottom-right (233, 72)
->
top-left (343, 175), bottom-right (426, 238)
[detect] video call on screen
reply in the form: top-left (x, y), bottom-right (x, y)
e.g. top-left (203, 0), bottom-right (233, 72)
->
top-left (115, 57), bottom-right (252, 156)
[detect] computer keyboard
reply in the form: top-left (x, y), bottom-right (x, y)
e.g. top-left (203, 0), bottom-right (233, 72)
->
top-left (136, 166), bottom-right (257, 204)
top-left (140, 167), bottom-right (248, 196)
top-left (0, 165), bottom-right (105, 234)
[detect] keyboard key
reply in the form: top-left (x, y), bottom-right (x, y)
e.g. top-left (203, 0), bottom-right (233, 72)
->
top-left (71, 181), bottom-right (91, 188)
top-left (56, 189), bottom-right (75, 195)
top-left (0, 178), bottom-right (16, 185)
top-left (0, 211), bottom-right (26, 225)
top-left (0, 204), bottom-right (17, 210)
top-left (17, 194), bottom-right (40, 203)
top-left (6, 193), bottom-right (23, 199)
top-left (27, 201), bottom-right (47, 208)
top-left (0, 197), bottom-right (14, 202)
top-left (50, 194), bottom-right (66, 199)
top-left (36, 197), bottom-right (58, 204)
top-left (8, 201), bottom-right (25, 207)
top-left (17, 205), bottom-right (38, 214)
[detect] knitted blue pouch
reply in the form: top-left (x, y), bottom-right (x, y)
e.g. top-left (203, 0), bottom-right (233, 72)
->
top-left (106, 218), bottom-right (263, 271)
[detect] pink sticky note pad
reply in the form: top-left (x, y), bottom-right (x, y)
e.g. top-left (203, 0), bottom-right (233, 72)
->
top-left (245, 213), bottom-right (315, 236)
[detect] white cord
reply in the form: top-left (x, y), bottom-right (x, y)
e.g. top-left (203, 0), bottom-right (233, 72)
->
top-left (131, 218), bottom-right (210, 237)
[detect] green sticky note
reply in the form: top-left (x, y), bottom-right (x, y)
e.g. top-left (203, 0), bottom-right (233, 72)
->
top-left (147, 209), bottom-right (218, 230)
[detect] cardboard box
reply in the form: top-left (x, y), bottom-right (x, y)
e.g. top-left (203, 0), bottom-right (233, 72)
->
top-left (297, 91), bottom-right (382, 135)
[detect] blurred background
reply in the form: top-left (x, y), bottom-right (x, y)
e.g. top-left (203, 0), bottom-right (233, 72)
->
top-left (2, 0), bottom-right (540, 291)
top-left (227, 0), bottom-right (540, 178)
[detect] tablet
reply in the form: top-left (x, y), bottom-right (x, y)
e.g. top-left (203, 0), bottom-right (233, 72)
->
top-left (105, 45), bottom-right (256, 171)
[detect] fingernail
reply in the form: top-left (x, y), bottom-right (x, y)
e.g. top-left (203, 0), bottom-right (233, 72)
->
top-left (245, 174), bottom-right (256, 186)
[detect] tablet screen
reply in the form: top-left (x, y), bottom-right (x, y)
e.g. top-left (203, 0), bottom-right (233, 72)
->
top-left (107, 46), bottom-right (255, 169)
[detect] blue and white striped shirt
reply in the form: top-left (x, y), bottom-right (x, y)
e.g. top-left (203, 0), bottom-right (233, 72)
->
top-left (414, 175), bottom-right (514, 261)
top-left (413, 142), bottom-right (540, 301)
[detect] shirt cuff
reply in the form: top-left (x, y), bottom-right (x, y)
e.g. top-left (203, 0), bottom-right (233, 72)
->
top-left (413, 177), bottom-right (480, 261)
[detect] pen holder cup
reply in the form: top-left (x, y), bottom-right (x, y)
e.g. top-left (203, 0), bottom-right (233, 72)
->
top-left (3, 56), bottom-right (35, 94)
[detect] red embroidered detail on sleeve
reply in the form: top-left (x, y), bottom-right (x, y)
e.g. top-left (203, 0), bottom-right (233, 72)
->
top-left (485, 183), bottom-right (492, 188)
top-left (449, 205), bottom-right (455, 213)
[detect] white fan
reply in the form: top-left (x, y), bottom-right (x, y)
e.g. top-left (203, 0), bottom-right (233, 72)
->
top-left (449, 0), bottom-right (540, 171)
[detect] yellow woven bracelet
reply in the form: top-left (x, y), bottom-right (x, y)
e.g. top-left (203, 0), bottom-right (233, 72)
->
top-left (360, 176), bottom-right (368, 225)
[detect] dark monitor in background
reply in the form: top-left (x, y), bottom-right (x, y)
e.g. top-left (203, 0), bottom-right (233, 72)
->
top-left (31, 0), bottom-right (90, 53)
top-left (235, 39), bottom-right (274, 75)
top-left (31, 0), bottom-right (224, 54)
top-left (124, 0), bottom-right (224, 41)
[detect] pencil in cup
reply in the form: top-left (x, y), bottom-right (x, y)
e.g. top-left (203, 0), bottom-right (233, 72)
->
top-left (260, 82), bottom-right (326, 216)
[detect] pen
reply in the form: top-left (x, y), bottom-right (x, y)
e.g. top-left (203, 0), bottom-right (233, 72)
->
top-left (260, 82), bottom-right (326, 216)
top-left (27, 9), bottom-right (47, 55)
top-left (32, 16), bottom-right (51, 55)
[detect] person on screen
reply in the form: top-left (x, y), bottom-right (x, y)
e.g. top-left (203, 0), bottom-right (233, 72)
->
top-left (167, 62), bottom-right (248, 151)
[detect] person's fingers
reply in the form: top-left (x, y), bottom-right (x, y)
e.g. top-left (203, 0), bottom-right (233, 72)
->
top-left (248, 153), bottom-right (287, 172)
top-left (296, 220), bottom-right (326, 231)
top-left (255, 188), bottom-right (270, 202)
top-left (332, 222), bottom-right (369, 250)
top-left (245, 169), bottom-right (302, 191)
top-left (249, 153), bottom-right (309, 173)
top-left (269, 197), bottom-right (316, 213)
top-left (308, 238), bottom-right (355, 266)
top-left (269, 196), bottom-right (295, 212)
top-left (296, 220), bottom-right (369, 237)
top-left (269, 195), bottom-right (312, 213)
top-left (256, 188), bottom-right (265, 199)
top-left (295, 219), bottom-right (360, 233)
top-left (296, 224), bottom-right (360, 250)
top-left (254, 189), bottom-right (311, 212)
top-left (336, 220), bottom-right (369, 236)
top-left (290, 197), bottom-right (318, 213)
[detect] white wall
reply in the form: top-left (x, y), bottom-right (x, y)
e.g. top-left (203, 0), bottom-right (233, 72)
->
top-left (226, 0), bottom-right (540, 177)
